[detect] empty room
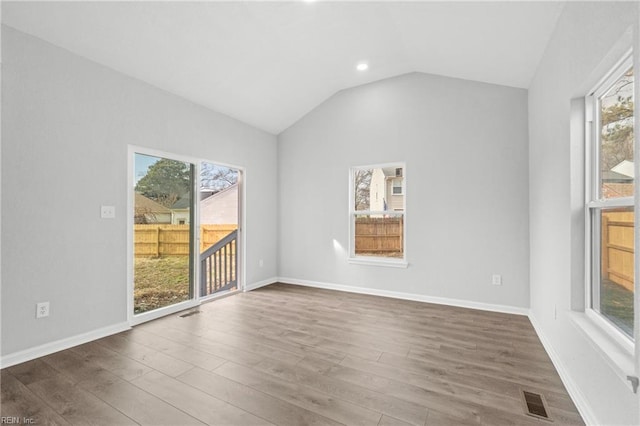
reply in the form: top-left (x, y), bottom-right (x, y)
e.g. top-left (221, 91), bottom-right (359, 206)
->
top-left (1, 1), bottom-right (639, 425)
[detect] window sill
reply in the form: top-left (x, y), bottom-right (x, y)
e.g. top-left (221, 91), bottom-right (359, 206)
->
top-left (569, 311), bottom-right (635, 390)
top-left (347, 257), bottom-right (408, 268)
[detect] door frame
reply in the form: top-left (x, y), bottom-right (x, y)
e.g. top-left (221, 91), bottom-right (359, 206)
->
top-left (127, 145), bottom-right (245, 326)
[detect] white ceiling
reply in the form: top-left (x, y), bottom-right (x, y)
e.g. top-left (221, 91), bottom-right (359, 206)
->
top-left (2, 1), bottom-right (565, 135)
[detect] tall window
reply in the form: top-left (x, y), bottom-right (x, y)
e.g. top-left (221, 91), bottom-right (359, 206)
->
top-left (350, 164), bottom-right (406, 266)
top-left (587, 54), bottom-right (635, 340)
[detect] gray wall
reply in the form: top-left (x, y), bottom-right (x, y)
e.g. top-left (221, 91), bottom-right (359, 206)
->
top-left (1, 26), bottom-right (278, 356)
top-left (278, 72), bottom-right (530, 309)
top-left (528, 2), bottom-right (639, 424)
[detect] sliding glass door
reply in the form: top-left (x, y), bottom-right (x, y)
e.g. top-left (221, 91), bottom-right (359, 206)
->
top-left (129, 148), bottom-right (244, 325)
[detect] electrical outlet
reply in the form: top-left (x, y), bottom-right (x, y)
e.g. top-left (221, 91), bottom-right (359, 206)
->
top-left (492, 274), bottom-right (502, 286)
top-left (36, 302), bottom-right (50, 319)
top-left (101, 205), bottom-right (115, 219)
top-left (259, 259), bottom-right (264, 267)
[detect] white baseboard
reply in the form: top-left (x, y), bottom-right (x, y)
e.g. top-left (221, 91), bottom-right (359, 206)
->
top-left (277, 277), bottom-right (530, 316)
top-left (528, 314), bottom-right (598, 426)
top-left (245, 277), bottom-right (278, 292)
top-left (1, 322), bottom-right (131, 369)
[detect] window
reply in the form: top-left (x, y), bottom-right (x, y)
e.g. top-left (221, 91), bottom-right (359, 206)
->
top-left (587, 54), bottom-right (635, 340)
top-left (350, 164), bottom-right (406, 267)
top-left (393, 179), bottom-right (403, 195)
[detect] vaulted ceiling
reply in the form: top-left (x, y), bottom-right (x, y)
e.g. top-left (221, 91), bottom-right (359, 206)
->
top-left (2, 1), bottom-right (565, 134)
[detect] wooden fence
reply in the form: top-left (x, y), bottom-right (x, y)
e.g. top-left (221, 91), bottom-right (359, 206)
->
top-left (602, 210), bottom-right (634, 291)
top-left (355, 217), bottom-right (403, 255)
top-left (134, 224), bottom-right (237, 257)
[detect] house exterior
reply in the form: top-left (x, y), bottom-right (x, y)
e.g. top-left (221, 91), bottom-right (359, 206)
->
top-left (134, 192), bottom-right (172, 224)
top-left (369, 167), bottom-right (404, 212)
top-left (170, 196), bottom-right (191, 225)
top-left (169, 184), bottom-right (238, 225)
top-left (200, 183), bottom-right (238, 225)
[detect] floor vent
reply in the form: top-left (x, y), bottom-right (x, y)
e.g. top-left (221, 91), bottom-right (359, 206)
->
top-left (521, 390), bottom-right (552, 421)
top-left (179, 310), bottom-right (201, 318)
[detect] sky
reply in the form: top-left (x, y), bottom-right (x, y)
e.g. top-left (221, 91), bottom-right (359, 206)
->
top-left (134, 153), bottom-right (159, 184)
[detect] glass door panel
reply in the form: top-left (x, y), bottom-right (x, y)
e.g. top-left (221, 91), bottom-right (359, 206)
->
top-left (199, 162), bottom-right (240, 298)
top-left (133, 153), bottom-right (195, 315)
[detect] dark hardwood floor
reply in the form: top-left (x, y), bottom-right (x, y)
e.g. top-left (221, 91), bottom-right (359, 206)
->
top-left (1, 283), bottom-right (584, 425)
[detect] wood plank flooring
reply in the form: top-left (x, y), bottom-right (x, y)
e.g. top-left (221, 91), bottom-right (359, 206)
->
top-left (1, 283), bottom-right (584, 425)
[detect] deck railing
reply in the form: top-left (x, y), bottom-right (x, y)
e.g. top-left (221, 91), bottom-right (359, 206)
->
top-left (200, 229), bottom-right (237, 296)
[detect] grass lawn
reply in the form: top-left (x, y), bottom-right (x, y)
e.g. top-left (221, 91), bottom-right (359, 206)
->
top-left (134, 256), bottom-right (190, 314)
top-left (600, 279), bottom-right (634, 337)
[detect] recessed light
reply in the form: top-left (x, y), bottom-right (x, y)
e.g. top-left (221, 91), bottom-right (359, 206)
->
top-left (356, 62), bottom-right (369, 71)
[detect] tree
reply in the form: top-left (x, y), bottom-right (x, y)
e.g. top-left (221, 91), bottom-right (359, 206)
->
top-left (600, 69), bottom-right (634, 172)
top-left (136, 159), bottom-right (191, 208)
top-left (134, 206), bottom-right (157, 224)
top-left (201, 164), bottom-right (238, 191)
top-left (354, 169), bottom-right (372, 210)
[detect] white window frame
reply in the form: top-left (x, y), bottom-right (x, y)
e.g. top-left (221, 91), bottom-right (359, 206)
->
top-left (585, 51), bottom-right (635, 350)
top-left (348, 163), bottom-right (407, 268)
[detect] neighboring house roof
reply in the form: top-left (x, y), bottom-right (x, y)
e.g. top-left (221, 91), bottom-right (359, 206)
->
top-left (134, 192), bottom-right (171, 213)
top-left (200, 189), bottom-right (217, 201)
top-left (381, 166), bottom-right (403, 177)
top-left (602, 170), bottom-right (633, 183)
top-left (201, 183), bottom-right (238, 225)
top-left (171, 195), bottom-right (190, 210)
top-left (610, 160), bottom-right (634, 178)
